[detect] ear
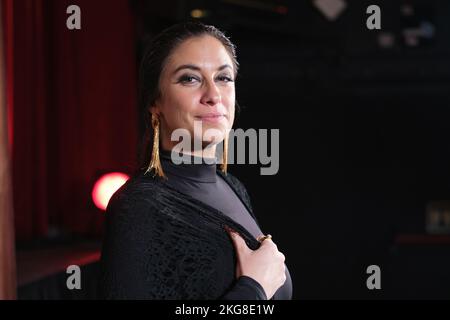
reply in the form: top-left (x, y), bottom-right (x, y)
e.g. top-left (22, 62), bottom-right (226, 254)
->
top-left (149, 105), bottom-right (160, 116)
top-left (150, 95), bottom-right (165, 115)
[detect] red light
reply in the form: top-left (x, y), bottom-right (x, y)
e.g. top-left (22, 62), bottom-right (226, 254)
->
top-left (92, 172), bottom-right (129, 211)
top-left (275, 5), bottom-right (288, 15)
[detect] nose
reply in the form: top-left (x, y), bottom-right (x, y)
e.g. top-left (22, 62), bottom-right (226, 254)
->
top-left (200, 80), bottom-right (221, 107)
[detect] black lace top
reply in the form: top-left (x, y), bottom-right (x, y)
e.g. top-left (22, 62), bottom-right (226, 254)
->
top-left (99, 154), bottom-right (293, 299)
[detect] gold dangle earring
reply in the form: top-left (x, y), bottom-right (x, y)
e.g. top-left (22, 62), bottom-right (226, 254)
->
top-left (220, 133), bottom-right (228, 174)
top-left (144, 113), bottom-right (166, 178)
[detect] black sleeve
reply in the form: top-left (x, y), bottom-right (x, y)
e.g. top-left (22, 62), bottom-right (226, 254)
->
top-left (221, 276), bottom-right (267, 300)
top-left (100, 190), bottom-right (267, 300)
top-left (99, 193), bottom-right (160, 299)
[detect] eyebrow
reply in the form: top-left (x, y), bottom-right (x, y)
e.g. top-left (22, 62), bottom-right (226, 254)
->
top-left (172, 64), bottom-right (232, 75)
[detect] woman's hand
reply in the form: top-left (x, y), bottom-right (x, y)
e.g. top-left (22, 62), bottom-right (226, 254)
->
top-left (226, 227), bottom-right (286, 300)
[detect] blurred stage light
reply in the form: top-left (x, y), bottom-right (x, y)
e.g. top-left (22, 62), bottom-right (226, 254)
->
top-left (313, 0), bottom-right (347, 21)
top-left (191, 9), bottom-right (208, 19)
top-left (91, 172), bottom-right (129, 211)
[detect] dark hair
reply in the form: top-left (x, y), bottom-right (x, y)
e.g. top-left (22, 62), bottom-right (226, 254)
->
top-left (137, 21), bottom-right (240, 171)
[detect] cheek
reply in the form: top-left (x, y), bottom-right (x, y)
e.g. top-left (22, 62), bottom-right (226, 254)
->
top-left (225, 85), bottom-right (235, 103)
top-left (175, 89), bottom-right (199, 111)
top-left (223, 87), bottom-right (236, 124)
top-left (163, 89), bottom-right (199, 127)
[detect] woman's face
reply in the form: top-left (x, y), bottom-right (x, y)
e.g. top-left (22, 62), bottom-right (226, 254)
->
top-left (152, 35), bottom-right (236, 156)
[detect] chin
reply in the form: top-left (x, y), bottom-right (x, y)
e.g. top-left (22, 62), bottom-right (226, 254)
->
top-left (202, 121), bottom-right (227, 130)
top-left (201, 124), bottom-right (227, 137)
top-left (201, 140), bottom-right (223, 152)
top-left (202, 135), bottom-right (224, 146)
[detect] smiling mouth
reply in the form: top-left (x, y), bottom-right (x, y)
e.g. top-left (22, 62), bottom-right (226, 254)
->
top-left (195, 114), bottom-right (226, 123)
top-left (197, 114), bottom-right (224, 119)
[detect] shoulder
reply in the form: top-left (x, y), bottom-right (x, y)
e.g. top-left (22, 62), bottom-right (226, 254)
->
top-left (105, 171), bottom-right (169, 223)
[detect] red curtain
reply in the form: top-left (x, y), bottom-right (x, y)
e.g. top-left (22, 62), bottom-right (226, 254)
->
top-left (7, 0), bottom-right (138, 240)
top-left (0, 0), bottom-right (16, 299)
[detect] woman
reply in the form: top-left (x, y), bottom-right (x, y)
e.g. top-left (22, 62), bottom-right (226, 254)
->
top-left (100, 21), bottom-right (292, 300)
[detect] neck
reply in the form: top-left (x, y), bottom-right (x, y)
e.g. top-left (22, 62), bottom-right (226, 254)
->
top-left (160, 149), bottom-right (218, 183)
top-left (188, 145), bottom-right (217, 159)
top-left (161, 140), bottom-right (217, 160)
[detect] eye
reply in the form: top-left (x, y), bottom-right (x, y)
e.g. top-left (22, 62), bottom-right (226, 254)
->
top-left (177, 74), bottom-right (200, 84)
top-left (216, 75), bottom-right (234, 83)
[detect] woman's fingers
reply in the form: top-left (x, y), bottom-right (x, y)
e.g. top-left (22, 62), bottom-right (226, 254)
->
top-left (258, 237), bottom-right (278, 251)
top-left (225, 226), bottom-right (252, 255)
top-left (224, 226), bottom-right (286, 297)
top-left (228, 230), bottom-right (250, 253)
top-left (225, 226), bottom-right (250, 279)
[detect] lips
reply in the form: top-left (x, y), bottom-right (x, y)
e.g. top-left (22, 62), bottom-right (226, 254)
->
top-left (196, 113), bottom-right (225, 119)
top-left (195, 113), bottom-right (226, 123)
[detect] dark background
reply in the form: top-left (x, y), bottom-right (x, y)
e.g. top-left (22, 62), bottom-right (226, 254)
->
top-left (7, 0), bottom-right (450, 299)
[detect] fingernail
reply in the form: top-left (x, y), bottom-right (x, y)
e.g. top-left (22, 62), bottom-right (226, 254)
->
top-left (224, 225), bottom-right (236, 234)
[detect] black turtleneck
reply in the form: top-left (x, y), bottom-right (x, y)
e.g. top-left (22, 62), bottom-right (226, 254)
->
top-left (160, 150), bottom-right (293, 300)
